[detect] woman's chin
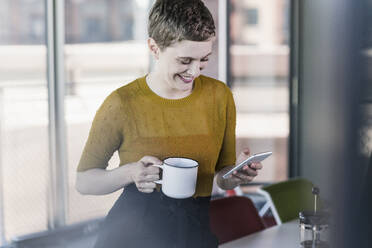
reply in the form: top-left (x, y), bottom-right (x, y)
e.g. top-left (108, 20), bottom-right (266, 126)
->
top-left (178, 82), bottom-right (193, 92)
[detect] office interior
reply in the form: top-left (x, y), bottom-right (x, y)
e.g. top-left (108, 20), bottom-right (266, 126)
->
top-left (0, 0), bottom-right (371, 247)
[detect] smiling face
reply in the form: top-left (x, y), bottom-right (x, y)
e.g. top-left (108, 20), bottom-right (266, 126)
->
top-left (149, 38), bottom-right (214, 95)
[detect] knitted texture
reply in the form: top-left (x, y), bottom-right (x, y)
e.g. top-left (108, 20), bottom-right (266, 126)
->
top-left (77, 75), bottom-right (236, 197)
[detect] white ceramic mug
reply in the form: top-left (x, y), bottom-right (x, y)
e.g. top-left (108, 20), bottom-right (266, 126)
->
top-left (153, 157), bottom-right (199, 199)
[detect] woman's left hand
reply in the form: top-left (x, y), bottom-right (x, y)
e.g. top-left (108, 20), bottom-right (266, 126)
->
top-left (230, 148), bottom-right (263, 185)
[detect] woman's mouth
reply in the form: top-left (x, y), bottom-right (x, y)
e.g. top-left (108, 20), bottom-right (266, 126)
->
top-left (178, 74), bottom-right (194, 83)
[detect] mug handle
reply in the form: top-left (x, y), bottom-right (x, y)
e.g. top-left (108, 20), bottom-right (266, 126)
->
top-left (152, 164), bottom-right (163, 184)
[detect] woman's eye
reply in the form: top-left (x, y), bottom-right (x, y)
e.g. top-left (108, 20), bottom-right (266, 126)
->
top-left (180, 59), bottom-right (191, 64)
top-left (179, 58), bottom-right (209, 64)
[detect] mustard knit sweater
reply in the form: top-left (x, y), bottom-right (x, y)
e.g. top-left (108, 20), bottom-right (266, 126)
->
top-left (77, 75), bottom-right (236, 197)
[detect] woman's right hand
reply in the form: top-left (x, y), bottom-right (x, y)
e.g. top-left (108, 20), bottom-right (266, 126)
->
top-left (130, 156), bottom-right (162, 193)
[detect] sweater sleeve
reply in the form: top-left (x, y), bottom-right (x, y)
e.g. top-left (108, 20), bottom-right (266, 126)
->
top-left (77, 91), bottom-right (124, 172)
top-left (215, 87), bottom-right (237, 172)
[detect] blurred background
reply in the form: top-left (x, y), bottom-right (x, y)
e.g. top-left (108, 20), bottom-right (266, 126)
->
top-left (0, 0), bottom-right (370, 247)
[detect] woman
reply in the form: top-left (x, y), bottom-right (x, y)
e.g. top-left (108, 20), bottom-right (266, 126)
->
top-left (76, 0), bottom-right (263, 247)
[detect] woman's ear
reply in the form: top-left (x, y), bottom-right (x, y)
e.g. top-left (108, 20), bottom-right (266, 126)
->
top-left (147, 38), bottom-right (160, 60)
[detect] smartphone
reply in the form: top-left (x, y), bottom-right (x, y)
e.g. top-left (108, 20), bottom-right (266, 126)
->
top-left (222, 151), bottom-right (272, 179)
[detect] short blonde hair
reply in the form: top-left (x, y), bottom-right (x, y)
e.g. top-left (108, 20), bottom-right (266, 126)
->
top-left (148, 0), bottom-right (216, 50)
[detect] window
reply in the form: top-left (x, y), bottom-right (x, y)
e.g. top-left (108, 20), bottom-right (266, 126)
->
top-left (229, 0), bottom-right (290, 192)
top-left (0, 0), bottom-right (290, 244)
top-left (245, 8), bottom-right (258, 25)
top-left (64, 0), bottom-right (151, 225)
top-left (0, 0), bottom-right (49, 240)
top-left (0, 0), bottom-right (153, 243)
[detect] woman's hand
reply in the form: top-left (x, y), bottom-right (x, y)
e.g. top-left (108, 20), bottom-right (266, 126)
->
top-left (216, 148), bottom-right (263, 190)
top-left (130, 156), bottom-right (162, 193)
top-left (230, 148), bottom-right (263, 185)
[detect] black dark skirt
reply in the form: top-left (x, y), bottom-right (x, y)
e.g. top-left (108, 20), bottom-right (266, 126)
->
top-left (93, 184), bottom-right (218, 248)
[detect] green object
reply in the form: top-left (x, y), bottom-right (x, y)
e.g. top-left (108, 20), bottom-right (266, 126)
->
top-left (258, 178), bottom-right (316, 224)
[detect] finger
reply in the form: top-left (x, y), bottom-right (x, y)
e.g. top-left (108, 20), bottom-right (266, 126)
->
top-left (240, 148), bottom-right (250, 155)
top-left (140, 156), bottom-right (163, 166)
top-left (136, 171), bottom-right (150, 181)
top-left (135, 175), bottom-right (154, 184)
top-left (241, 148), bottom-right (250, 156)
top-left (237, 151), bottom-right (250, 161)
top-left (233, 169), bottom-right (255, 178)
top-left (232, 172), bottom-right (254, 182)
top-left (227, 172), bottom-right (242, 182)
top-left (240, 167), bottom-right (258, 177)
top-left (144, 174), bottom-right (160, 182)
top-left (238, 165), bottom-right (258, 176)
top-left (251, 162), bottom-right (263, 170)
top-left (139, 182), bottom-right (156, 189)
top-left (236, 149), bottom-right (251, 165)
top-left (245, 165), bottom-right (259, 174)
top-left (245, 164), bottom-right (256, 171)
top-left (139, 188), bottom-right (154, 193)
top-left (146, 165), bottom-right (160, 174)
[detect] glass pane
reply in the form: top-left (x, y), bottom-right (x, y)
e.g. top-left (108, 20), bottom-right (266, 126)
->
top-left (230, 0), bottom-right (290, 186)
top-left (0, 0), bottom-right (48, 240)
top-left (202, 0), bottom-right (219, 79)
top-left (65, 0), bottom-right (152, 224)
top-left (360, 0), bottom-right (372, 159)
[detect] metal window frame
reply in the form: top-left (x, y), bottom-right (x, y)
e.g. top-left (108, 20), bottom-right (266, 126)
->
top-left (45, 0), bottom-right (68, 229)
top-left (218, 0), bottom-right (227, 83)
top-left (224, 0), bottom-right (296, 178)
top-left (0, 89), bottom-right (6, 246)
top-left (289, 0), bottom-right (301, 178)
top-left (218, 0), bottom-right (231, 87)
top-left (0, 1), bottom-right (69, 244)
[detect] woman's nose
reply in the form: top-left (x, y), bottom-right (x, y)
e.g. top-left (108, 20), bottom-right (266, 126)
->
top-left (186, 61), bottom-right (200, 76)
